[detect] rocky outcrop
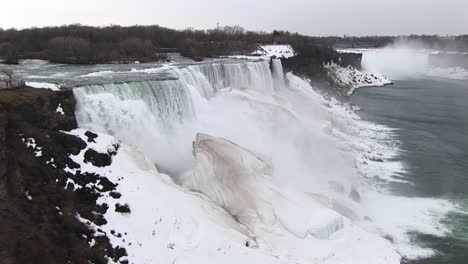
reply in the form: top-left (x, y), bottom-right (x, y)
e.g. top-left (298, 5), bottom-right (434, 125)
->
top-left (0, 87), bottom-right (124, 264)
top-left (281, 47), bottom-right (365, 98)
top-left (0, 79), bottom-right (25, 89)
top-left (324, 63), bottom-right (393, 96)
top-left (338, 52), bottom-right (362, 69)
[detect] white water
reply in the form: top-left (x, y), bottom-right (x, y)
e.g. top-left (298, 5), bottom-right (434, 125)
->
top-left (74, 58), bottom-right (455, 260)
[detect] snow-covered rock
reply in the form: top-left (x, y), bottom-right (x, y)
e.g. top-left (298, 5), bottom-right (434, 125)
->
top-left (253, 45), bottom-right (296, 59)
top-left (325, 63), bottom-right (393, 96)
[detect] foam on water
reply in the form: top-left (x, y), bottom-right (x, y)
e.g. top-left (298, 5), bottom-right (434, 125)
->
top-left (74, 59), bottom-right (457, 260)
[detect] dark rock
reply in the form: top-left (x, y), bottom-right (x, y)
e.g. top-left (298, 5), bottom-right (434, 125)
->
top-left (108, 143), bottom-right (120, 156)
top-left (96, 203), bottom-right (109, 214)
top-left (85, 131), bottom-right (98, 143)
top-left (0, 87), bottom-right (125, 263)
top-left (84, 149), bottom-right (112, 167)
top-left (110, 191), bottom-right (122, 199)
top-left (115, 203), bottom-right (131, 214)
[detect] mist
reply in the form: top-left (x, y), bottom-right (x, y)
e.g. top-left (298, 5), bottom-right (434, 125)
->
top-left (361, 39), bottom-right (468, 80)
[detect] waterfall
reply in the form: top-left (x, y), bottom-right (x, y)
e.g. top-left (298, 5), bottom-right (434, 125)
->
top-left (172, 60), bottom-right (275, 97)
top-left (74, 59), bottom-right (282, 174)
top-left (75, 80), bottom-right (195, 121)
top-left (271, 58), bottom-right (286, 90)
top-left (71, 57), bottom-right (450, 261)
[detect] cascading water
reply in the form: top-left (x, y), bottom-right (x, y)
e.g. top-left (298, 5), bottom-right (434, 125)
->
top-left (74, 59), bottom-right (362, 199)
top-left (73, 58), bottom-right (455, 261)
top-left (75, 80), bottom-right (194, 121)
top-left (74, 60), bottom-right (278, 175)
top-left (271, 58), bottom-right (287, 90)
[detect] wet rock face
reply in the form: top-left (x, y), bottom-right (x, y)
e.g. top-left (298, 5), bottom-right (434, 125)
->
top-left (0, 87), bottom-right (123, 264)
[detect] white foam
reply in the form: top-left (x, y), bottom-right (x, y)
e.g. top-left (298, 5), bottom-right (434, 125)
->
top-left (81, 70), bottom-right (115, 77)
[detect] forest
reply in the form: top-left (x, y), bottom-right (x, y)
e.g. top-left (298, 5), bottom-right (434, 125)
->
top-left (0, 24), bottom-right (467, 64)
top-left (0, 25), bottom-right (319, 64)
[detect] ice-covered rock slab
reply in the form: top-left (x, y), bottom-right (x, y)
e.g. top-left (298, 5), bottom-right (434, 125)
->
top-left (182, 133), bottom-right (276, 228)
top-left (184, 133), bottom-right (346, 239)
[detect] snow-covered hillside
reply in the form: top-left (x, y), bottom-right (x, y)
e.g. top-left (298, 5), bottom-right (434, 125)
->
top-left (65, 129), bottom-right (399, 264)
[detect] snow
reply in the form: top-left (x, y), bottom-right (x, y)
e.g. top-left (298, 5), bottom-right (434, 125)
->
top-left (25, 191), bottom-right (32, 200)
top-left (21, 137), bottom-right (43, 157)
top-left (56, 104), bottom-right (65, 115)
top-left (26, 81), bottom-right (61, 91)
top-left (324, 62), bottom-right (393, 95)
top-left (64, 129), bottom-right (400, 264)
top-left (253, 45), bottom-right (296, 58)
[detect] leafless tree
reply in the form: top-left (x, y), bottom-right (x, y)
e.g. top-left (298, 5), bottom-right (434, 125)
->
top-left (48, 37), bottom-right (91, 63)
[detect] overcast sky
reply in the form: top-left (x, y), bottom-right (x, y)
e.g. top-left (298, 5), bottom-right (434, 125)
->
top-left (1, 0), bottom-right (466, 36)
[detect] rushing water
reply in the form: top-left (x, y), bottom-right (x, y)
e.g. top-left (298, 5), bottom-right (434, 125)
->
top-left (351, 77), bottom-right (468, 263)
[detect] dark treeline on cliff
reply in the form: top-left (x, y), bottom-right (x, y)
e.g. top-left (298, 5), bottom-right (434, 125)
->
top-left (0, 24), bottom-right (338, 64)
top-left (1, 24), bottom-right (466, 65)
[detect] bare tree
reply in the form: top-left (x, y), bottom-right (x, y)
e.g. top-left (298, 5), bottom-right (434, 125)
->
top-left (48, 37), bottom-right (91, 63)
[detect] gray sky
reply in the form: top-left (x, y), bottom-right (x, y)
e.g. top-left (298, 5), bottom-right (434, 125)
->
top-left (1, 0), bottom-right (467, 36)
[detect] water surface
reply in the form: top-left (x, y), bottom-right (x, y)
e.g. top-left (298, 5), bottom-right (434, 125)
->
top-left (352, 77), bottom-right (468, 263)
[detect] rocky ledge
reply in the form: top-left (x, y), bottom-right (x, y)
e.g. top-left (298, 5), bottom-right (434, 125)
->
top-left (0, 87), bottom-right (125, 264)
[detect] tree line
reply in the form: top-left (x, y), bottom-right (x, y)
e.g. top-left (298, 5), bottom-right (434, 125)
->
top-left (0, 24), bottom-right (323, 64)
top-left (1, 24), bottom-right (466, 64)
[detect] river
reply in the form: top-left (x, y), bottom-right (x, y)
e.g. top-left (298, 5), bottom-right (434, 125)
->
top-left (352, 77), bottom-right (468, 263)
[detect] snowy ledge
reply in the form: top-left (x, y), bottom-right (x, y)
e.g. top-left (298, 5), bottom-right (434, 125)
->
top-left (325, 63), bottom-right (393, 96)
